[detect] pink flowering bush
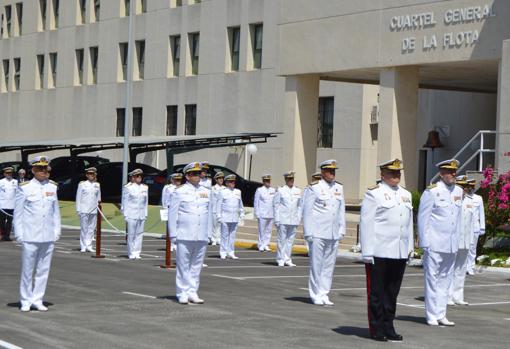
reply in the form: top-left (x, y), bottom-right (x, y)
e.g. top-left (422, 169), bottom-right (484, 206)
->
top-left (480, 166), bottom-right (510, 241)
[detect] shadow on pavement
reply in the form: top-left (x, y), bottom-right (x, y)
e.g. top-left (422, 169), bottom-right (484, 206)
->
top-left (284, 296), bottom-right (313, 304)
top-left (395, 315), bottom-right (427, 325)
top-left (332, 326), bottom-right (371, 339)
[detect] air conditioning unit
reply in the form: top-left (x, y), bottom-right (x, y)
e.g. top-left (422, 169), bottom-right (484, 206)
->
top-left (370, 105), bottom-right (378, 124)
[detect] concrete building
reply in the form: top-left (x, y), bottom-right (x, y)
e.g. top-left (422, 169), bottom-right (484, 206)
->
top-left (0, 0), bottom-right (505, 203)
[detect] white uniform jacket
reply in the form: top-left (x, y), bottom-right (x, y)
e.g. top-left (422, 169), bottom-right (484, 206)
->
top-left (457, 194), bottom-right (476, 249)
top-left (217, 187), bottom-right (244, 223)
top-left (211, 184), bottom-right (225, 214)
top-left (360, 182), bottom-right (414, 259)
top-left (13, 179), bottom-right (61, 242)
top-left (0, 177), bottom-right (18, 209)
top-left (121, 183), bottom-right (149, 220)
top-left (161, 184), bottom-right (177, 208)
top-left (76, 180), bottom-right (101, 214)
top-left (302, 179), bottom-right (346, 240)
top-left (168, 182), bottom-right (213, 241)
top-left (472, 193), bottom-right (485, 235)
top-left (254, 186), bottom-right (276, 219)
top-left (273, 185), bottom-right (303, 226)
top-left (200, 178), bottom-right (212, 189)
top-left (418, 181), bottom-right (463, 253)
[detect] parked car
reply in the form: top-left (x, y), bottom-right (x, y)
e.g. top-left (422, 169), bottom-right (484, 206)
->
top-left (49, 156), bottom-right (110, 182)
top-left (0, 161), bottom-right (29, 179)
top-left (160, 164), bottom-right (262, 206)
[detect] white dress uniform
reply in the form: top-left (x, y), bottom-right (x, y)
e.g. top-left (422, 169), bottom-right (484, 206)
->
top-left (418, 170), bottom-right (463, 324)
top-left (254, 183), bottom-right (276, 251)
top-left (121, 181), bottom-right (148, 259)
top-left (200, 177), bottom-right (212, 189)
top-left (0, 176), bottom-right (18, 240)
top-left (162, 183), bottom-right (178, 251)
top-left (466, 193), bottom-right (485, 274)
top-left (168, 171), bottom-right (213, 303)
top-left (217, 185), bottom-right (244, 258)
top-left (14, 175), bottom-right (61, 310)
top-left (273, 183), bottom-right (302, 266)
top-left (449, 190), bottom-right (475, 304)
top-left (303, 175), bottom-right (346, 305)
top-left (76, 180), bottom-right (101, 252)
top-left (211, 182), bottom-right (226, 245)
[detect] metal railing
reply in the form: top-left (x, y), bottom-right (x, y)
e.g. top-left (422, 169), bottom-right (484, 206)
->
top-left (430, 130), bottom-right (496, 183)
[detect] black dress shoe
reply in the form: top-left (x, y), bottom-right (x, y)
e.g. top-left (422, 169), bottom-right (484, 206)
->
top-left (371, 335), bottom-right (388, 342)
top-left (386, 333), bottom-right (403, 341)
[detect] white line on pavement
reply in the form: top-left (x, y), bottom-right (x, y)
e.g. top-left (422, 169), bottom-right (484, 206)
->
top-left (302, 283), bottom-right (510, 292)
top-left (0, 339), bottom-right (24, 349)
top-left (121, 291), bottom-right (157, 299)
top-left (211, 274), bottom-right (245, 280)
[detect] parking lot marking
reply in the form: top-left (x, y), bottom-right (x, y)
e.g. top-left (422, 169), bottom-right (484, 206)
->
top-left (122, 291), bottom-right (157, 299)
top-left (0, 339), bottom-right (24, 349)
top-left (467, 301), bottom-right (510, 306)
top-left (317, 283), bottom-right (510, 292)
top-left (235, 273), bottom-right (423, 280)
top-left (211, 274), bottom-right (245, 280)
top-left (397, 302), bottom-right (425, 309)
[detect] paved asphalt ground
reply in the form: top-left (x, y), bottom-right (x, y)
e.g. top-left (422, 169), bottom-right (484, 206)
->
top-left (0, 229), bottom-right (509, 349)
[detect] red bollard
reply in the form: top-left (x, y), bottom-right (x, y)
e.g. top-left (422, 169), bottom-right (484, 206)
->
top-left (160, 224), bottom-right (174, 268)
top-left (92, 203), bottom-right (105, 259)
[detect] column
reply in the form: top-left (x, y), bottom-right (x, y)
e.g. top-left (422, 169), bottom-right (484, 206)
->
top-left (282, 75), bottom-right (320, 187)
top-left (377, 66), bottom-right (419, 190)
top-left (496, 39), bottom-right (510, 173)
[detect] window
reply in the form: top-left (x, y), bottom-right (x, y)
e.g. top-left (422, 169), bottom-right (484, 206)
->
top-left (52, 0), bottom-right (59, 29)
top-left (169, 35), bottom-right (180, 77)
top-left (37, 54), bottom-right (45, 89)
top-left (193, 0), bottom-right (201, 4)
top-left (251, 23), bottom-right (263, 69)
top-left (2, 60), bottom-right (9, 92)
top-left (175, 0), bottom-right (182, 7)
top-left (166, 105), bottom-right (178, 135)
top-left (79, 0), bottom-right (86, 24)
top-left (135, 40), bottom-right (145, 80)
top-left (39, 0), bottom-right (47, 30)
top-left (49, 52), bottom-right (57, 88)
top-left (124, 0), bottom-right (130, 17)
top-left (89, 46), bottom-right (98, 84)
top-left (93, 0), bottom-right (100, 21)
top-left (185, 104), bottom-right (196, 135)
top-left (189, 32), bottom-right (199, 75)
top-left (228, 26), bottom-right (240, 71)
top-left (1, 14), bottom-right (3, 38)
top-left (116, 108), bottom-right (125, 136)
top-left (138, 0), bottom-right (147, 14)
top-left (15, 3), bottom-right (22, 36)
top-left (119, 42), bottom-right (128, 81)
top-left (317, 97), bottom-right (334, 148)
top-left (132, 107), bottom-right (143, 136)
top-left (75, 49), bottom-right (84, 85)
top-left (5, 5), bottom-right (12, 37)
top-left (13, 58), bottom-right (20, 91)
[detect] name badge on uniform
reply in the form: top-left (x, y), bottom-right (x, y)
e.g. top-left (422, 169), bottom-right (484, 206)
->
top-left (454, 196), bottom-right (461, 202)
top-left (45, 192), bottom-right (55, 197)
top-left (402, 197), bottom-right (410, 203)
top-left (199, 193), bottom-right (209, 198)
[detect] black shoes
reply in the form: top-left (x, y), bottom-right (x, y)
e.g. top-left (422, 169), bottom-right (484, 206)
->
top-left (386, 332), bottom-right (403, 341)
top-left (371, 334), bottom-right (388, 342)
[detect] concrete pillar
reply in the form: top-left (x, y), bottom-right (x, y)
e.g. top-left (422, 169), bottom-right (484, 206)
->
top-left (377, 67), bottom-right (419, 189)
top-left (283, 75), bottom-right (320, 187)
top-left (496, 39), bottom-right (510, 173)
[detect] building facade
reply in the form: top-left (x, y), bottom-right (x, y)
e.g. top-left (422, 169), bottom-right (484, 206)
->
top-left (0, 0), bottom-right (503, 202)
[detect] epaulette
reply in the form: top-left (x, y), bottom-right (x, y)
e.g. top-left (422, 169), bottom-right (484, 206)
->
top-left (124, 182), bottom-right (132, 187)
top-left (310, 180), bottom-right (319, 186)
top-left (49, 180), bottom-right (58, 186)
top-left (427, 183), bottom-right (437, 190)
top-left (368, 184), bottom-right (379, 190)
top-left (335, 180), bottom-right (342, 185)
top-left (20, 181), bottom-right (29, 186)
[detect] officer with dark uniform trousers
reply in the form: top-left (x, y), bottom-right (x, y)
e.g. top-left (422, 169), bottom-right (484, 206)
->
top-left (14, 156), bottom-right (60, 312)
top-left (0, 167), bottom-right (18, 241)
top-left (360, 159), bottom-right (413, 342)
top-left (418, 159), bottom-right (463, 327)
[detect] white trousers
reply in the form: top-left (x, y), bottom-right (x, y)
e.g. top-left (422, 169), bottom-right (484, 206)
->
top-left (126, 219), bottom-right (145, 259)
top-left (175, 240), bottom-right (207, 299)
top-left (19, 242), bottom-right (55, 307)
top-left (449, 249), bottom-right (469, 302)
top-left (257, 218), bottom-right (273, 249)
top-left (423, 250), bottom-right (456, 322)
top-left (466, 233), bottom-right (481, 273)
top-left (79, 213), bottom-right (97, 251)
top-left (276, 224), bottom-right (297, 263)
top-left (212, 215), bottom-right (221, 244)
top-left (308, 238), bottom-right (339, 302)
top-left (220, 222), bottom-right (238, 257)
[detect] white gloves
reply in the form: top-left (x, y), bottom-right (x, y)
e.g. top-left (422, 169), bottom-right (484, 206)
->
top-left (238, 219), bottom-right (245, 227)
top-left (362, 256), bottom-right (374, 264)
top-left (170, 237), bottom-right (177, 245)
top-left (15, 236), bottom-right (23, 244)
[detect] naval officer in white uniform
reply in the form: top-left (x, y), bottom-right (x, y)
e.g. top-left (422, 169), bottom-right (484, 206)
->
top-left (210, 172), bottom-right (226, 246)
top-left (168, 162), bottom-right (213, 304)
top-left (162, 173), bottom-right (183, 252)
top-left (418, 159), bottom-right (463, 326)
top-left (121, 169), bottom-right (148, 259)
top-left (302, 159), bottom-right (345, 306)
top-left (76, 167), bottom-right (101, 253)
top-left (273, 171), bottom-right (302, 267)
top-left (254, 174), bottom-right (276, 251)
top-left (0, 166), bottom-right (17, 241)
top-left (14, 156), bottom-right (61, 312)
top-left (466, 184), bottom-right (486, 275)
top-left (217, 174), bottom-right (244, 259)
top-left (360, 159), bottom-right (413, 342)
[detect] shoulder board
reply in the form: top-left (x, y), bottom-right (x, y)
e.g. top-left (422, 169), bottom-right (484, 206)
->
top-left (310, 180), bottom-right (319, 186)
top-left (20, 181), bottom-right (30, 186)
top-left (124, 182), bottom-right (132, 187)
top-left (335, 180), bottom-right (342, 185)
top-left (368, 184), bottom-right (379, 190)
top-left (427, 183), bottom-right (437, 190)
top-left (49, 180), bottom-right (58, 186)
